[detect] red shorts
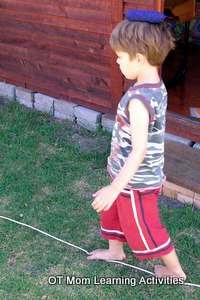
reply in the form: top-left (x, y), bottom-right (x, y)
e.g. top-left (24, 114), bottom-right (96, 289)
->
top-left (100, 188), bottom-right (174, 260)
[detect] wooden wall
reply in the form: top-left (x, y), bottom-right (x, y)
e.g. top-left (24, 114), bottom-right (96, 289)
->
top-left (0, 0), bottom-right (113, 112)
top-left (0, 0), bottom-right (159, 114)
top-left (124, 0), bottom-right (161, 11)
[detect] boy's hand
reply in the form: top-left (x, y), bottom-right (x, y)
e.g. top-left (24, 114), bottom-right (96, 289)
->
top-left (91, 185), bottom-right (120, 213)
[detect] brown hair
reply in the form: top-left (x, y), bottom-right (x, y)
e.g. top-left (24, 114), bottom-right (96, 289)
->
top-left (109, 19), bottom-right (175, 66)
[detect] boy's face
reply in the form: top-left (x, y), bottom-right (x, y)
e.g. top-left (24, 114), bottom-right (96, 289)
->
top-left (115, 51), bottom-right (139, 80)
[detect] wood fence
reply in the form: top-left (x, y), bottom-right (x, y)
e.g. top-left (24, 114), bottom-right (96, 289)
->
top-left (0, 0), bottom-right (161, 113)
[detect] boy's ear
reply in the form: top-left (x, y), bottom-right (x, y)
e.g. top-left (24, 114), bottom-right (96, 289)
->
top-left (135, 53), bottom-right (145, 63)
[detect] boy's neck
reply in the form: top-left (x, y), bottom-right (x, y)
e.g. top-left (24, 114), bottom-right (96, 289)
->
top-left (135, 65), bottom-right (160, 86)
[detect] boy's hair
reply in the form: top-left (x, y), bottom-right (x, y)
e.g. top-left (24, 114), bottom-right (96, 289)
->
top-left (109, 19), bottom-right (175, 66)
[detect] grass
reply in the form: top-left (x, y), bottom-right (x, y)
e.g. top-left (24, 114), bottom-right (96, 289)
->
top-left (0, 98), bottom-right (200, 300)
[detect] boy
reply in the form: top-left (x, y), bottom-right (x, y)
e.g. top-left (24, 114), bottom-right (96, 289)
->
top-left (87, 9), bottom-right (186, 280)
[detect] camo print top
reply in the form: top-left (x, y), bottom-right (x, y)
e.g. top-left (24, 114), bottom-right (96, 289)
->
top-left (107, 81), bottom-right (167, 190)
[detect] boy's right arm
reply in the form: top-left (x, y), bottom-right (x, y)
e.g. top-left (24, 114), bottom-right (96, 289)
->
top-left (92, 98), bottom-right (149, 213)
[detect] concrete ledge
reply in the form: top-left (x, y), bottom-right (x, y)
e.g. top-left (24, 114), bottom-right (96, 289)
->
top-left (34, 93), bottom-right (54, 115)
top-left (74, 106), bottom-right (102, 131)
top-left (16, 87), bottom-right (34, 109)
top-left (193, 143), bottom-right (200, 150)
top-left (0, 82), bottom-right (16, 101)
top-left (102, 114), bottom-right (115, 132)
top-left (164, 132), bottom-right (193, 146)
top-left (54, 99), bottom-right (77, 121)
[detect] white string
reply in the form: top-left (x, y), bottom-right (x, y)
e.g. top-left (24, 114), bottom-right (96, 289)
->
top-left (106, 260), bottom-right (154, 275)
top-left (0, 215), bottom-right (89, 255)
top-left (0, 215), bottom-right (200, 288)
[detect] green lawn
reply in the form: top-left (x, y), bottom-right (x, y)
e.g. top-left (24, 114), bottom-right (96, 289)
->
top-left (0, 98), bottom-right (199, 300)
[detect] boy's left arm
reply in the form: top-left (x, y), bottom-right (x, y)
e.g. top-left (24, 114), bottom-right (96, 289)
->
top-left (92, 98), bottom-right (149, 212)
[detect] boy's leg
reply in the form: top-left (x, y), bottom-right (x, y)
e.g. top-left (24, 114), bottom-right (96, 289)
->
top-left (154, 249), bottom-right (186, 279)
top-left (87, 239), bottom-right (126, 260)
top-left (87, 197), bottom-right (126, 261)
top-left (116, 188), bottom-right (186, 279)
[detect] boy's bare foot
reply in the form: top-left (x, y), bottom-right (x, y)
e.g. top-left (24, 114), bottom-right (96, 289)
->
top-left (87, 249), bottom-right (126, 261)
top-left (154, 265), bottom-right (186, 280)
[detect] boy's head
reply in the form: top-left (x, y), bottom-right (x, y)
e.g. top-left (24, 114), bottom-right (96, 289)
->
top-left (109, 10), bottom-right (175, 67)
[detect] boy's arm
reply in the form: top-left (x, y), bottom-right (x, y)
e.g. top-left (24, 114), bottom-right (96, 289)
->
top-left (92, 98), bottom-right (149, 212)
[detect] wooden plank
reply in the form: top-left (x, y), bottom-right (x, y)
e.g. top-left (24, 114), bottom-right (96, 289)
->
top-left (0, 50), bottom-right (112, 109)
top-left (0, 18), bottom-right (109, 47)
top-left (0, 0), bottom-right (110, 24)
top-left (0, 9), bottom-right (112, 34)
top-left (166, 111), bottom-right (200, 143)
top-left (0, 39), bottom-right (110, 67)
top-left (0, 28), bottom-right (111, 59)
top-left (1, 68), bottom-right (112, 111)
top-left (124, 0), bottom-right (155, 12)
top-left (0, 54), bottom-right (110, 93)
top-left (155, 0), bottom-right (164, 11)
top-left (0, 52), bottom-right (111, 92)
top-left (0, 52), bottom-right (109, 81)
top-left (124, 0), bottom-right (154, 4)
top-left (0, 0), bottom-right (114, 113)
top-left (15, 0), bottom-right (111, 11)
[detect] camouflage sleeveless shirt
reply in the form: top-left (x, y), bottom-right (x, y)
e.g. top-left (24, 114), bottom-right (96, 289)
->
top-left (107, 81), bottom-right (167, 190)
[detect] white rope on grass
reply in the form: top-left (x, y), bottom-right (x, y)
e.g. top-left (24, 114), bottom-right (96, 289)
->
top-left (0, 215), bottom-right (89, 255)
top-left (0, 215), bottom-right (200, 288)
top-left (106, 259), bottom-right (154, 275)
